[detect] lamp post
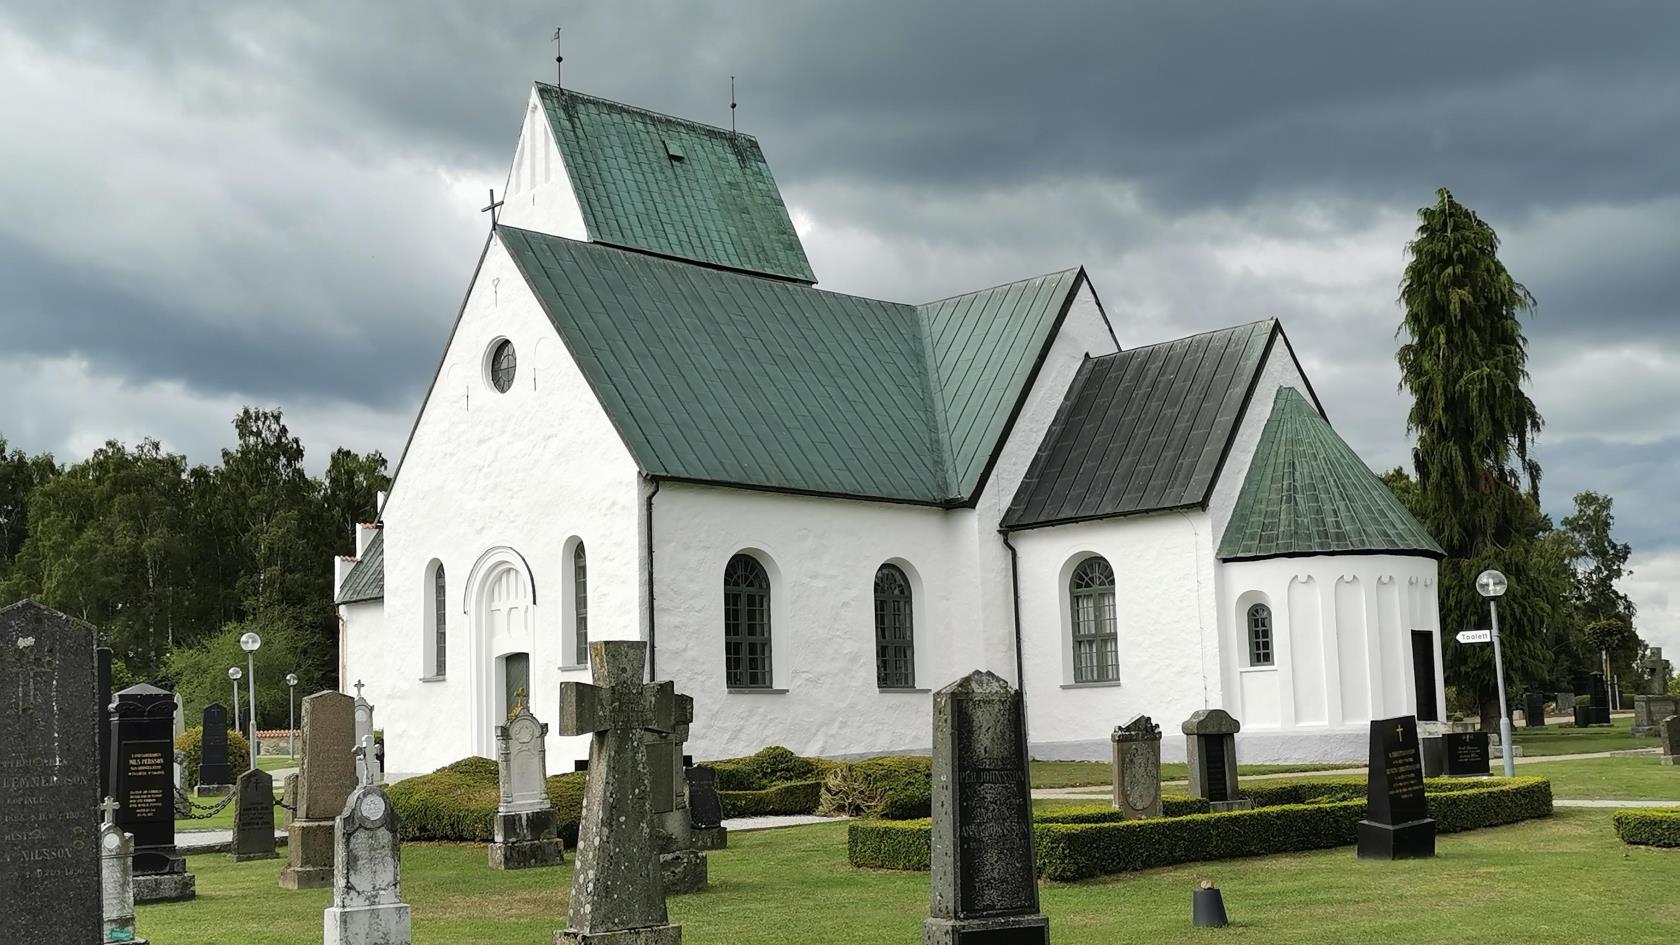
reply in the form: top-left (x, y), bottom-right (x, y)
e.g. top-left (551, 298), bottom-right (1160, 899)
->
top-left (1476, 569), bottom-right (1516, 778)
top-left (227, 665), bottom-right (242, 742)
top-left (240, 632), bottom-right (262, 770)
top-left (286, 672), bottom-right (299, 759)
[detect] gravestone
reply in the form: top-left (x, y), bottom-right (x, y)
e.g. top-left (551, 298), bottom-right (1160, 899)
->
top-left (1182, 708), bottom-right (1249, 811)
top-left (1442, 731), bottom-right (1490, 777)
top-left (1660, 715), bottom-right (1678, 766)
top-left (684, 766), bottom-right (728, 850)
top-left (0, 600), bottom-right (102, 945)
top-left (1523, 692), bottom-right (1547, 728)
top-left (97, 645), bottom-right (114, 798)
top-left (280, 690), bottom-right (357, 890)
top-left (282, 772), bottom-right (299, 827)
top-left (1357, 715), bottom-right (1436, 860)
top-left (1632, 651), bottom-right (1676, 737)
top-left (352, 680), bottom-right (383, 784)
top-left (925, 670), bottom-right (1049, 945)
top-left (649, 692), bottom-right (706, 894)
top-left (111, 682), bottom-right (194, 902)
top-left (1587, 672), bottom-right (1612, 726)
top-left (1110, 714), bottom-right (1163, 819)
top-left (488, 703), bottom-right (565, 869)
top-left (555, 639), bottom-right (681, 945)
top-left (99, 796), bottom-right (147, 945)
top-left (324, 737), bottom-right (412, 945)
top-left (230, 767), bottom-right (279, 861)
top-left (198, 702), bottom-right (233, 795)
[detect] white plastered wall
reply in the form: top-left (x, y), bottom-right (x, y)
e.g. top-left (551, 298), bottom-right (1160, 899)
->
top-left (498, 87), bottom-right (588, 240)
top-left (340, 236), bottom-right (642, 775)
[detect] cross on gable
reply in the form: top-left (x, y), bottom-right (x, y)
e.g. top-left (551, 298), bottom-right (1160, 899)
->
top-left (558, 641), bottom-right (675, 738)
top-left (99, 795), bottom-right (120, 827)
top-left (481, 188), bottom-right (505, 230)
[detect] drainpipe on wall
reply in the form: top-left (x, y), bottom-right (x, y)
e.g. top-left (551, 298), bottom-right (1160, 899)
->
top-left (644, 476), bottom-right (661, 681)
top-left (1000, 528), bottom-right (1028, 704)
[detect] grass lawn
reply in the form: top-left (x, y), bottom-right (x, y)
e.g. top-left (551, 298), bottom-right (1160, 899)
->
top-left (140, 807), bottom-right (1676, 944)
top-left (1030, 759), bottom-right (1352, 789)
top-left (1510, 716), bottom-right (1659, 756)
top-left (256, 755), bottom-right (297, 772)
top-left (175, 790), bottom-right (281, 834)
top-left (1523, 755), bottom-right (1679, 800)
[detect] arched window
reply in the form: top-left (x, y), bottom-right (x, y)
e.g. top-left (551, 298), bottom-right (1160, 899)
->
top-left (874, 564), bottom-right (914, 689)
top-left (1247, 603), bottom-right (1273, 667)
top-left (432, 563), bottom-right (448, 677)
top-left (573, 542), bottom-right (589, 666)
top-left (724, 554), bottom-right (772, 689)
top-left (1069, 557), bottom-right (1118, 683)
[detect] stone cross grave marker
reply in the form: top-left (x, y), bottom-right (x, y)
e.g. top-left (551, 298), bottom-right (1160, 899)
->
top-left (198, 702), bottom-right (233, 795)
top-left (649, 692), bottom-right (706, 894)
top-left (231, 767), bottom-right (279, 862)
top-left (352, 681), bottom-right (383, 784)
top-left (1660, 715), bottom-right (1678, 766)
top-left (488, 702), bottom-right (565, 870)
top-left (0, 600), bottom-right (102, 945)
top-left (111, 681), bottom-right (194, 902)
top-left (1182, 708), bottom-right (1249, 811)
top-left (555, 639), bottom-right (681, 945)
top-left (324, 735), bottom-right (412, 945)
top-left (926, 670), bottom-right (1049, 945)
top-left (684, 766), bottom-right (727, 850)
top-left (280, 690), bottom-right (357, 889)
top-left (100, 795), bottom-right (147, 945)
top-left (1357, 715), bottom-right (1436, 860)
top-left (1110, 714), bottom-right (1163, 819)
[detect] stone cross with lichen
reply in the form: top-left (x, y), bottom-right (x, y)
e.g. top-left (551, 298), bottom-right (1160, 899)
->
top-left (557, 640), bottom-right (677, 938)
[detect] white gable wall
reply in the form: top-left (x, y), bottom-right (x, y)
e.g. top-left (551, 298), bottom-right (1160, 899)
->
top-left (342, 237), bottom-right (642, 775)
top-left (499, 88), bottom-right (588, 240)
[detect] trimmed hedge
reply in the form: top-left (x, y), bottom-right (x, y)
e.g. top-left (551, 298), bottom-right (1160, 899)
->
top-left (818, 756), bottom-right (933, 819)
top-left (720, 779), bottom-right (824, 818)
top-left (708, 746), bottom-right (832, 791)
top-left (1613, 808), bottom-right (1680, 848)
top-left (385, 757), bottom-right (587, 845)
top-left (848, 777), bottom-right (1553, 879)
top-left (174, 725), bottom-right (252, 790)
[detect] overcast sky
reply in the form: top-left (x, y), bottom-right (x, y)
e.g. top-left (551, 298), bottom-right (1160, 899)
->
top-left (2, 2), bottom-right (1675, 653)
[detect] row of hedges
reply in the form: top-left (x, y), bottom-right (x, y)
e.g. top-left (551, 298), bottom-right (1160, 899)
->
top-left (1613, 808), bottom-right (1680, 848)
top-left (708, 746), bottom-right (835, 791)
top-left (720, 780), bottom-right (825, 818)
top-left (849, 777), bottom-right (1553, 880)
top-left (386, 757), bottom-right (588, 846)
top-left (174, 726), bottom-right (252, 790)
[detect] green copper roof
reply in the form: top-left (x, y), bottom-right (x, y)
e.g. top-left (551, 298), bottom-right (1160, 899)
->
top-left (1218, 387), bottom-right (1443, 561)
top-left (1003, 321), bottom-right (1278, 529)
top-left (537, 85), bottom-right (816, 284)
top-left (336, 531), bottom-right (384, 604)
top-left (498, 226), bottom-right (1083, 504)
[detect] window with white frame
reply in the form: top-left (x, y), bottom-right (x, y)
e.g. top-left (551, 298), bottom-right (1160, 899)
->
top-left (1069, 556), bottom-right (1119, 683)
top-left (1247, 603), bottom-right (1273, 667)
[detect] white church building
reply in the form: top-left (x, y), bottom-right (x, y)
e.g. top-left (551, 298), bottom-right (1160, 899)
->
top-left (334, 82), bottom-right (1446, 773)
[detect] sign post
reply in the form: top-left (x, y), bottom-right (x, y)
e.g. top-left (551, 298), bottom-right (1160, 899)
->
top-left (1475, 570), bottom-right (1516, 778)
top-left (1456, 629), bottom-right (1492, 645)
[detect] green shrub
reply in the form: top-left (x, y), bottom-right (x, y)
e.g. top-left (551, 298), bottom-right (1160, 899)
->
top-left (385, 756), bottom-right (588, 845)
top-left (818, 756), bottom-right (932, 819)
top-left (1613, 808), bottom-right (1680, 847)
top-left (720, 779), bottom-right (824, 818)
top-left (174, 725), bottom-right (251, 790)
top-left (707, 745), bottom-right (830, 791)
top-left (1164, 793), bottom-right (1210, 816)
top-left (847, 777), bottom-right (1554, 878)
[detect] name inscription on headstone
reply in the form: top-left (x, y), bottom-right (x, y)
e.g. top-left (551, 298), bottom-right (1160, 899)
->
top-left (121, 741), bottom-right (173, 823)
top-left (954, 699), bottom-right (1034, 918)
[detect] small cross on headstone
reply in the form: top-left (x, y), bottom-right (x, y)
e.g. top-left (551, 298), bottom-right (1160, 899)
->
top-left (353, 680), bottom-right (365, 699)
top-left (100, 795), bottom-right (121, 827)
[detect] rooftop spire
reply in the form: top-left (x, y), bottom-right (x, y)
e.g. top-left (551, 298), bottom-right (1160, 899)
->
top-left (552, 26), bottom-right (564, 89)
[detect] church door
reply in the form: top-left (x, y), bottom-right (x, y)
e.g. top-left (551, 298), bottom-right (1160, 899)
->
top-left (1410, 630), bottom-right (1440, 722)
top-left (502, 652), bottom-right (530, 720)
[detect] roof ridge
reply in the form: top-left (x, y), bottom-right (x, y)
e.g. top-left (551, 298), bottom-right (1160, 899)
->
top-left (535, 82), bottom-right (760, 142)
top-left (1097, 318), bottom-right (1278, 357)
top-left (915, 266), bottom-right (1083, 308)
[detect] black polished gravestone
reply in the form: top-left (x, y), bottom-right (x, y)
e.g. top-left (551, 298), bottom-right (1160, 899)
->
top-left (1523, 692), bottom-right (1547, 728)
top-left (1357, 715), bottom-right (1436, 860)
top-left (0, 601), bottom-right (103, 945)
top-left (111, 682), bottom-right (195, 901)
top-left (1586, 672), bottom-right (1613, 726)
top-left (1442, 731), bottom-right (1491, 777)
top-left (197, 702), bottom-right (233, 793)
top-left (685, 765), bottom-right (727, 850)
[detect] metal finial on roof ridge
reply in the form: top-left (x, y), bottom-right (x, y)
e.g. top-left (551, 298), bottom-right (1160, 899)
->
top-left (730, 75), bottom-right (737, 135)
top-left (553, 26), bottom-right (564, 89)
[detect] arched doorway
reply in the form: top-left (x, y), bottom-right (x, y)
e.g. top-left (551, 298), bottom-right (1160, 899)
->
top-left (466, 548), bottom-right (537, 756)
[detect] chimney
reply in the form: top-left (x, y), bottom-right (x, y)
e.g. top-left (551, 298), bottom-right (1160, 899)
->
top-left (334, 556), bottom-right (356, 596)
top-left (355, 523), bottom-right (379, 557)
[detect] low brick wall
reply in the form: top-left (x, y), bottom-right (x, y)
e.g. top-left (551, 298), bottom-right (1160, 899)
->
top-left (255, 730), bottom-right (299, 756)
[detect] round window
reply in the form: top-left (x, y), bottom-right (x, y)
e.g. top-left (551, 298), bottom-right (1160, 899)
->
top-left (488, 339), bottom-right (517, 393)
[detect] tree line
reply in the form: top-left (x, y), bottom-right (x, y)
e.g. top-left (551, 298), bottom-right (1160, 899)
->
top-left (0, 407), bottom-right (388, 725)
top-left (1390, 188), bottom-right (1650, 725)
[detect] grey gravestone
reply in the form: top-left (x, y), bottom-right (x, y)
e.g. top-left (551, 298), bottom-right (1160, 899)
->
top-left (1357, 715), bottom-right (1436, 859)
top-left (488, 703), bottom-right (565, 870)
top-left (926, 670), bottom-right (1049, 945)
top-left (555, 640), bottom-right (681, 945)
top-left (1523, 692), bottom-right (1547, 728)
top-left (230, 767), bottom-right (278, 861)
top-left (111, 682), bottom-right (194, 902)
top-left (282, 772), bottom-right (299, 827)
top-left (684, 766), bottom-right (727, 850)
top-left (99, 796), bottom-right (147, 945)
top-left (198, 702), bottom-right (233, 794)
top-left (1660, 715), bottom-right (1679, 766)
top-left (352, 681), bottom-right (383, 784)
top-left (650, 692), bottom-right (706, 894)
top-left (97, 645), bottom-right (114, 799)
top-left (1182, 708), bottom-right (1249, 811)
top-left (0, 600), bottom-right (102, 945)
top-left (1110, 714), bottom-right (1163, 819)
top-left (280, 690), bottom-right (357, 890)
top-left (324, 737), bottom-right (412, 945)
